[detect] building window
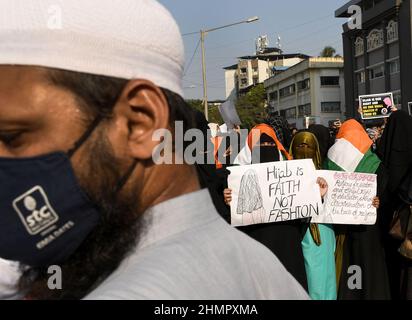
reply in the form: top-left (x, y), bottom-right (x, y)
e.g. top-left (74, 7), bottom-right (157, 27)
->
top-left (269, 100), bottom-right (277, 110)
top-left (387, 20), bottom-right (399, 43)
top-left (355, 37), bottom-right (364, 56)
top-left (269, 100), bottom-right (276, 112)
top-left (285, 107), bottom-right (297, 119)
top-left (320, 76), bottom-right (340, 86)
top-left (269, 91), bottom-right (278, 101)
top-left (368, 64), bottom-right (384, 79)
top-left (388, 59), bottom-right (400, 74)
top-left (240, 68), bottom-right (247, 74)
top-left (321, 102), bottom-right (341, 113)
top-left (253, 77), bottom-right (259, 85)
top-left (297, 79), bottom-right (310, 90)
top-left (356, 70), bottom-right (366, 83)
top-left (279, 84), bottom-right (296, 98)
top-left (298, 104), bottom-right (311, 117)
top-left (252, 67), bottom-right (258, 73)
top-left (367, 29), bottom-right (384, 52)
top-left (364, 0), bottom-right (384, 11)
top-left (240, 78), bottom-right (248, 85)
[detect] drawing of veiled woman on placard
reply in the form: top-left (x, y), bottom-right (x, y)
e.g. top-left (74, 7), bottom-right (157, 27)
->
top-left (236, 169), bottom-right (265, 225)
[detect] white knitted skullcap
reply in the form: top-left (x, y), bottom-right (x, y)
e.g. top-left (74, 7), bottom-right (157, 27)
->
top-left (0, 0), bottom-right (184, 96)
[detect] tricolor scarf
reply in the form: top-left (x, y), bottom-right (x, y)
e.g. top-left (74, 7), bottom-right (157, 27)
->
top-left (325, 120), bottom-right (381, 174)
top-left (324, 119), bottom-right (381, 288)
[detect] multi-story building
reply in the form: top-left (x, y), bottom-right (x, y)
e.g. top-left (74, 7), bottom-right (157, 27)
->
top-left (335, 0), bottom-right (412, 117)
top-left (224, 47), bottom-right (309, 99)
top-left (264, 57), bottom-right (345, 129)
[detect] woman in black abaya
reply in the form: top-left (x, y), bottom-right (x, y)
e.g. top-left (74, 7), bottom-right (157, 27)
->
top-left (377, 110), bottom-right (412, 300)
top-left (224, 125), bottom-right (309, 291)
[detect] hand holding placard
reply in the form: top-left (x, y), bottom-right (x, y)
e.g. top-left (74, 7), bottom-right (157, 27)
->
top-left (228, 159), bottom-right (322, 227)
top-left (360, 92), bottom-right (394, 120)
top-left (312, 170), bottom-right (377, 225)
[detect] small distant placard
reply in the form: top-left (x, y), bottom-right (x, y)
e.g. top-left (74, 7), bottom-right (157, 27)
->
top-left (218, 99), bottom-right (241, 128)
top-left (303, 116), bottom-right (318, 129)
top-left (360, 93), bottom-right (394, 120)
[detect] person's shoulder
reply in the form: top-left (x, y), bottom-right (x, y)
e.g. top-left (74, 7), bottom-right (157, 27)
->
top-left (85, 217), bottom-right (309, 300)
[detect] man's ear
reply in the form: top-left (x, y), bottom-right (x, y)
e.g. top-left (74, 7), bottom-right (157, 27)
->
top-left (117, 79), bottom-right (169, 160)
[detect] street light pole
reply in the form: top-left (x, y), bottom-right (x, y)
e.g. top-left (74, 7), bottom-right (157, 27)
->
top-left (201, 30), bottom-right (208, 121)
top-left (200, 16), bottom-right (259, 121)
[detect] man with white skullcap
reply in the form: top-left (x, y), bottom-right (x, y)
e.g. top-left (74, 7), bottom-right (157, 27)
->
top-left (0, 0), bottom-right (308, 300)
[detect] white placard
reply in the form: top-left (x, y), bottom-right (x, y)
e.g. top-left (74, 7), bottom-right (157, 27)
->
top-left (218, 97), bottom-right (241, 128)
top-left (312, 170), bottom-right (377, 225)
top-left (228, 159), bottom-right (322, 227)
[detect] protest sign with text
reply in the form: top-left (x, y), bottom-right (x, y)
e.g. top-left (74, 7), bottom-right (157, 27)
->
top-left (311, 170), bottom-right (377, 225)
top-left (227, 159), bottom-right (322, 227)
top-left (360, 92), bottom-right (394, 120)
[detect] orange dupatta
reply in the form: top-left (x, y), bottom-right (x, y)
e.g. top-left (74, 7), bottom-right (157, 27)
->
top-left (247, 124), bottom-right (292, 160)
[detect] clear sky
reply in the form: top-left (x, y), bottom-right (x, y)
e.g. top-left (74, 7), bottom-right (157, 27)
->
top-left (158, 0), bottom-right (350, 100)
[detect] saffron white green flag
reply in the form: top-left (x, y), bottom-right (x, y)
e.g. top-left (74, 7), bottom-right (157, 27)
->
top-left (325, 120), bottom-right (380, 174)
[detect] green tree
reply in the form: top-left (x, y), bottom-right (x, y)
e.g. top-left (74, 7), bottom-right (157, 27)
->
top-left (320, 46), bottom-right (337, 57)
top-left (235, 84), bottom-right (267, 130)
top-left (186, 83), bottom-right (267, 130)
top-left (186, 99), bottom-right (203, 113)
top-left (186, 99), bottom-right (223, 124)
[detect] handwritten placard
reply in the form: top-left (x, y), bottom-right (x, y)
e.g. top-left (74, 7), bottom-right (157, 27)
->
top-left (312, 170), bottom-right (377, 225)
top-left (227, 159), bottom-right (322, 227)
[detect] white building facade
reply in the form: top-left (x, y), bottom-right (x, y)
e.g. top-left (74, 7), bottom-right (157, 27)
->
top-left (264, 57), bottom-right (345, 129)
top-left (224, 49), bottom-right (309, 99)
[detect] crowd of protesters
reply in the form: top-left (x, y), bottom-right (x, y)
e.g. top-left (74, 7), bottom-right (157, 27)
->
top-left (0, 0), bottom-right (410, 301)
top-left (206, 109), bottom-right (412, 300)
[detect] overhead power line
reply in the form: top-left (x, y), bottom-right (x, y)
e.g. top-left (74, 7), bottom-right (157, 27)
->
top-left (183, 38), bottom-right (201, 76)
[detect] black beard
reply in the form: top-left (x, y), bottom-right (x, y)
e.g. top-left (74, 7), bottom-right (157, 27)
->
top-left (18, 132), bottom-right (144, 300)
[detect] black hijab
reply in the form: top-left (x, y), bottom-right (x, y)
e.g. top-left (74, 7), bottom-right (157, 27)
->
top-left (251, 133), bottom-right (280, 164)
top-left (193, 111), bottom-right (230, 221)
top-left (265, 114), bottom-right (292, 150)
top-left (308, 124), bottom-right (333, 164)
top-left (377, 110), bottom-right (412, 202)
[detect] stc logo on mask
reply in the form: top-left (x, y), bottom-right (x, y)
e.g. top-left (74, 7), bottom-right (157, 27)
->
top-left (12, 186), bottom-right (59, 235)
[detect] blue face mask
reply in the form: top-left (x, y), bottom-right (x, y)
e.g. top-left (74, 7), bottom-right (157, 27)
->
top-left (0, 116), bottom-right (130, 268)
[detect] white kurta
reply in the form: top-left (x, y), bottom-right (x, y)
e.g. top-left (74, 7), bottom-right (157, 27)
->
top-left (85, 189), bottom-right (309, 300)
top-left (0, 258), bottom-right (21, 300)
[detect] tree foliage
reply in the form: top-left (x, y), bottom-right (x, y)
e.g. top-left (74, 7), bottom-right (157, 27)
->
top-left (320, 46), bottom-right (337, 57)
top-left (186, 99), bottom-right (223, 124)
top-left (186, 84), bottom-right (268, 130)
top-left (235, 84), bottom-right (267, 130)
